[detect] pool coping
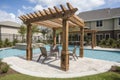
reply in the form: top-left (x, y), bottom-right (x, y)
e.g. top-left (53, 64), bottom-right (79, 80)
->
top-left (84, 46), bottom-right (120, 52)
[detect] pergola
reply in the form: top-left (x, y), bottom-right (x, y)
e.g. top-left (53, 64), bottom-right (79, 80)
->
top-left (19, 3), bottom-right (84, 71)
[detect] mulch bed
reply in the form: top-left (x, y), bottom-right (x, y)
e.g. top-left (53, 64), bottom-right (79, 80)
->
top-left (0, 68), bottom-right (18, 77)
top-left (109, 66), bottom-right (120, 74)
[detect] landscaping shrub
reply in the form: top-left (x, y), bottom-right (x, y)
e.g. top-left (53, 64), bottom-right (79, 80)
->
top-left (0, 63), bottom-right (9, 73)
top-left (99, 38), bottom-right (119, 48)
top-left (13, 38), bottom-right (19, 46)
top-left (109, 66), bottom-right (120, 73)
top-left (0, 40), bottom-right (4, 48)
top-left (4, 38), bottom-right (12, 47)
top-left (99, 39), bottom-right (106, 47)
top-left (117, 39), bottom-right (120, 48)
top-left (0, 59), bottom-right (3, 66)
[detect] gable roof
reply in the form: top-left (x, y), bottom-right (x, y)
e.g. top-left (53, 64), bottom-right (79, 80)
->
top-left (78, 7), bottom-right (120, 21)
top-left (0, 21), bottom-right (21, 28)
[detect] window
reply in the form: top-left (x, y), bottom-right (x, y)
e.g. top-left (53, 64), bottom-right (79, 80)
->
top-left (117, 33), bottom-right (120, 40)
top-left (96, 20), bottom-right (103, 27)
top-left (96, 34), bottom-right (103, 41)
top-left (119, 18), bottom-right (120, 25)
top-left (105, 33), bottom-right (110, 40)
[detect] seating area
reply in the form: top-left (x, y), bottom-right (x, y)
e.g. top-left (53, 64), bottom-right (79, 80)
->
top-left (37, 45), bottom-right (78, 63)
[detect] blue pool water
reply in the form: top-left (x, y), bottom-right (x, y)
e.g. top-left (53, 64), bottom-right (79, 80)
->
top-left (0, 45), bottom-right (120, 62)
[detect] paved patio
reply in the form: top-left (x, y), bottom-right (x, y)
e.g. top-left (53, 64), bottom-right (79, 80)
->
top-left (2, 55), bottom-right (120, 78)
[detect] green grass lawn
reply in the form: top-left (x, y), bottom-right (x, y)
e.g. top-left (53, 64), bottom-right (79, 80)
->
top-left (0, 72), bottom-right (120, 80)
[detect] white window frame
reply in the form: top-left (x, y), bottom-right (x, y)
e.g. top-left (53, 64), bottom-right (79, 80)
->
top-left (117, 33), bottom-right (120, 40)
top-left (96, 33), bottom-right (103, 41)
top-left (96, 20), bottom-right (103, 27)
top-left (118, 18), bottom-right (120, 25)
top-left (105, 33), bottom-right (110, 39)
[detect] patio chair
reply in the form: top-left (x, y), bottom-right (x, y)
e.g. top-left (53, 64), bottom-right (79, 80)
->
top-left (50, 45), bottom-right (59, 58)
top-left (37, 47), bottom-right (58, 63)
top-left (69, 46), bottom-right (78, 60)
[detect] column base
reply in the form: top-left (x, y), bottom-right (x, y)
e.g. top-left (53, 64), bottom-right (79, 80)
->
top-left (80, 47), bottom-right (84, 58)
top-left (61, 50), bottom-right (69, 71)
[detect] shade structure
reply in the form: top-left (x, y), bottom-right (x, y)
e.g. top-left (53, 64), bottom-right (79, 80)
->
top-left (19, 2), bottom-right (85, 71)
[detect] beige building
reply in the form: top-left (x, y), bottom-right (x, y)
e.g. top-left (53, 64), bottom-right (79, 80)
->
top-left (0, 21), bottom-right (21, 41)
top-left (78, 8), bottom-right (120, 41)
top-left (0, 21), bottom-right (42, 42)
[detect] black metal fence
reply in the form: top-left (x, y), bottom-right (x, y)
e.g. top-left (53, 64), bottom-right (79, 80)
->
top-left (0, 33), bottom-right (43, 42)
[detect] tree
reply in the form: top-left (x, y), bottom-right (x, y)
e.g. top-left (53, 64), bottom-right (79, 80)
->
top-left (40, 28), bottom-right (49, 40)
top-left (18, 24), bottom-right (40, 43)
top-left (31, 25), bottom-right (40, 36)
top-left (18, 25), bottom-right (26, 42)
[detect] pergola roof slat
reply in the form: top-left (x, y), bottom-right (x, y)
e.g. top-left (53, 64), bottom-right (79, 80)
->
top-left (67, 3), bottom-right (74, 10)
top-left (60, 4), bottom-right (67, 12)
top-left (43, 9), bottom-right (50, 15)
top-left (34, 12), bottom-right (41, 17)
top-left (54, 6), bottom-right (61, 13)
top-left (39, 11), bottom-right (46, 16)
top-left (19, 3), bottom-right (84, 28)
top-left (48, 8), bottom-right (56, 14)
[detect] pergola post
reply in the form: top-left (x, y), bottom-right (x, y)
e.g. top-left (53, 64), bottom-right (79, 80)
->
top-left (80, 27), bottom-right (84, 57)
top-left (94, 32), bottom-right (96, 47)
top-left (53, 28), bottom-right (56, 45)
top-left (26, 23), bottom-right (32, 60)
top-left (91, 32), bottom-right (94, 49)
top-left (61, 19), bottom-right (69, 71)
top-left (60, 32), bottom-right (62, 45)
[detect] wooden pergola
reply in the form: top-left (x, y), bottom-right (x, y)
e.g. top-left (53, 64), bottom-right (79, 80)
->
top-left (19, 3), bottom-right (85, 71)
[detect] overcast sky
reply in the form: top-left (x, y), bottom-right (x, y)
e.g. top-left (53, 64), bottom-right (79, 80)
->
top-left (0, 0), bottom-right (120, 23)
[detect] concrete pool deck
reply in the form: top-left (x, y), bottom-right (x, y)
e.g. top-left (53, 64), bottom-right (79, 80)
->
top-left (2, 55), bottom-right (120, 78)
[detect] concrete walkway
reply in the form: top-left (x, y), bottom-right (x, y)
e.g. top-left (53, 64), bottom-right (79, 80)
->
top-left (2, 56), bottom-right (120, 78)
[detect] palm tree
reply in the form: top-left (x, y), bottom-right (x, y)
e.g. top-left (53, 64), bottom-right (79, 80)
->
top-left (18, 25), bottom-right (26, 42)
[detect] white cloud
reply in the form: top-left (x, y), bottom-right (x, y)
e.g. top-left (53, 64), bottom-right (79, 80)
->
top-left (17, 9), bottom-right (25, 16)
top-left (34, 5), bottom-right (45, 11)
top-left (0, 10), bottom-right (22, 24)
top-left (28, 0), bottom-right (105, 13)
top-left (0, 10), bottom-right (16, 22)
top-left (22, 5), bottom-right (33, 10)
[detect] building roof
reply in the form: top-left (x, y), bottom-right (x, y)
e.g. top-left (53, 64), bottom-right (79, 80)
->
top-left (78, 7), bottom-right (120, 21)
top-left (111, 8), bottom-right (120, 18)
top-left (0, 21), bottom-right (21, 28)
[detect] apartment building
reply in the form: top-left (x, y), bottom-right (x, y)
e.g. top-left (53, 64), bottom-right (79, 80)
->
top-left (78, 8), bottom-right (120, 41)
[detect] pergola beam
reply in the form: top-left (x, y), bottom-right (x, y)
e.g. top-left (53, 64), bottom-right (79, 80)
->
top-left (34, 21), bottom-right (62, 28)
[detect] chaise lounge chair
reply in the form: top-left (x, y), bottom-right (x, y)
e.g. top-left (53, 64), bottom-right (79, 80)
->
top-left (50, 45), bottom-right (59, 58)
top-left (69, 46), bottom-right (78, 60)
top-left (37, 46), bottom-right (58, 63)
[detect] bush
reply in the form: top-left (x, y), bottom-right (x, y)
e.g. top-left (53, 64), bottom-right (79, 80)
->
top-left (0, 59), bottom-right (3, 66)
top-left (0, 40), bottom-right (4, 48)
top-left (99, 38), bottom-right (119, 48)
top-left (117, 40), bottom-right (120, 48)
top-left (13, 38), bottom-right (19, 46)
top-left (0, 63), bottom-right (9, 73)
top-left (99, 39), bottom-right (106, 47)
top-left (4, 38), bottom-right (12, 47)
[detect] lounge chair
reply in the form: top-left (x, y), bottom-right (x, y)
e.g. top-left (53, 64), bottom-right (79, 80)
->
top-left (69, 46), bottom-right (78, 60)
top-left (37, 47), bottom-right (58, 63)
top-left (50, 45), bottom-right (59, 58)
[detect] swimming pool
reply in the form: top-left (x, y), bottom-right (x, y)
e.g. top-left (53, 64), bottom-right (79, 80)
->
top-left (0, 46), bottom-right (120, 62)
